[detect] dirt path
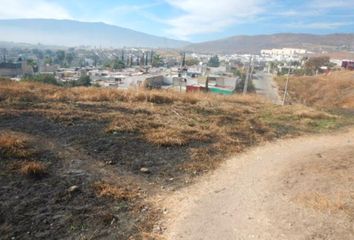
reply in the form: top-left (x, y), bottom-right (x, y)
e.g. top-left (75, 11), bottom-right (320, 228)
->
top-left (253, 71), bottom-right (282, 104)
top-left (162, 128), bottom-right (354, 240)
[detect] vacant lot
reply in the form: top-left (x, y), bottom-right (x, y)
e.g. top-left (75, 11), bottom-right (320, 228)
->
top-left (276, 70), bottom-right (354, 109)
top-left (0, 80), bottom-right (352, 239)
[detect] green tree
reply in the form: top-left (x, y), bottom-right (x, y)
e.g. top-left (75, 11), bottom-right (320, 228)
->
top-left (65, 52), bottom-right (75, 66)
top-left (185, 58), bottom-right (200, 66)
top-left (76, 75), bottom-right (91, 86)
top-left (66, 75), bottom-right (91, 87)
top-left (56, 50), bottom-right (66, 66)
top-left (152, 54), bottom-right (163, 67)
top-left (113, 58), bottom-right (125, 70)
top-left (26, 59), bottom-right (37, 67)
top-left (44, 57), bottom-right (53, 65)
top-left (22, 74), bottom-right (58, 85)
top-left (304, 56), bottom-right (330, 75)
top-left (32, 49), bottom-right (44, 60)
top-left (207, 55), bottom-right (220, 67)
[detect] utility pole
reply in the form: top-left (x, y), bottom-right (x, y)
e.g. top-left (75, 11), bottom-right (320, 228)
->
top-left (282, 66), bottom-right (291, 106)
top-left (243, 56), bottom-right (252, 95)
top-left (121, 50), bottom-right (125, 62)
top-left (150, 50), bottom-right (154, 65)
top-left (181, 52), bottom-right (186, 68)
top-left (145, 52), bottom-right (148, 66)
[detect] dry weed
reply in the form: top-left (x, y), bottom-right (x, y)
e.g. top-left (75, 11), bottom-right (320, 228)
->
top-left (19, 161), bottom-right (47, 178)
top-left (93, 181), bottom-right (138, 201)
top-left (293, 192), bottom-right (350, 213)
top-left (0, 131), bottom-right (32, 158)
top-left (276, 70), bottom-right (354, 109)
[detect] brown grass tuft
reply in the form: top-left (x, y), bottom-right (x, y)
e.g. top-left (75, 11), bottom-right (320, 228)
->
top-left (19, 161), bottom-right (47, 178)
top-left (144, 127), bottom-right (189, 146)
top-left (0, 131), bottom-right (32, 158)
top-left (140, 232), bottom-right (166, 240)
top-left (93, 181), bottom-right (138, 201)
top-left (293, 192), bottom-right (351, 213)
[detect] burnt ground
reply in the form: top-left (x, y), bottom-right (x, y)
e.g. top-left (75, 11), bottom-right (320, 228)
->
top-left (1, 82), bottom-right (352, 239)
top-left (0, 105), bottom-right (166, 240)
top-left (0, 101), bottom-right (232, 240)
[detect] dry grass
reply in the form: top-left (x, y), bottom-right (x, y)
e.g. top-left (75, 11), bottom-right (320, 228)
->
top-left (18, 161), bottom-right (47, 178)
top-left (140, 232), bottom-right (166, 240)
top-left (0, 131), bottom-right (32, 158)
top-left (0, 79), bottom-right (352, 238)
top-left (276, 70), bottom-right (354, 109)
top-left (93, 181), bottom-right (138, 201)
top-left (294, 192), bottom-right (352, 213)
top-left (294, 109), bottom-right (336, 120)
top-left (0, 80), bottom-right (199, 104)
top-left (0, 80), bottom-right (348, 175)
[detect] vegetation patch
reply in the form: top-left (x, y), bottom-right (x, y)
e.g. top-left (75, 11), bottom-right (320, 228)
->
top-left (18, 161), bottom-right (48, 178)
top-left (0, 80), bottom-right (352, 238)
top-left (276, 70), bottom-right (354, 109)
top-left (93, 181), bottom-right (138, 201)
top-left (0, 131), bottom-right (33, 159)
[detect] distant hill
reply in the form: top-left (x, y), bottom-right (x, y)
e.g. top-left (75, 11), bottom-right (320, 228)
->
top-left (0, 19), bottom-right (189, 49)
top-left (185, 33), bottom-right (354, 54)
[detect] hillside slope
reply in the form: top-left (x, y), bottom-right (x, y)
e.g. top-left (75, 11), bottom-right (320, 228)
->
top-left (276, 71), bottom-right (354, 109)
top-left (0, 19), bottom-right (189, 49)
top-left (186, 33), bottom-right (354, 54)
top-left (0, 80), bottom-right (352, 238)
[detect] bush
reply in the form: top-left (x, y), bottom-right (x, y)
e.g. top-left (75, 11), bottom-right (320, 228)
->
top-left (22, 74), bottom-right (59, 86)
top-left (66, 75), bottom-right (91, 87)
top-left (208, 55), bottom-right (220, 67)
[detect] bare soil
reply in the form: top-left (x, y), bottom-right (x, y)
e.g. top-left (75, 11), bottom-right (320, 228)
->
top-left (163, 128), bottom-right (354, 240)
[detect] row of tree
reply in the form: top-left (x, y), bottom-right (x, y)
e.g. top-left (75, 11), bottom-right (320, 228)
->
top-left (106, 53), bottom-right (164, 70)
top-left (22, 74), bottom-right (92, 87)
top-left (270, 56), bottom-right (333, 76)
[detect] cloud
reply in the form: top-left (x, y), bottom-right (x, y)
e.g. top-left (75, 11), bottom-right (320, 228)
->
top-left (287, 21), bottom-right (353, 30)
top-left (309, 0), bottom-right (354, 9)
top-left (0, 0), bottom-right (71, 20)
top-left (164, 0), bottom-right (266, 39)
top-left (109, 2), bottom-right (161, 15)
top-left (276, 0), bottom-right (354, 18)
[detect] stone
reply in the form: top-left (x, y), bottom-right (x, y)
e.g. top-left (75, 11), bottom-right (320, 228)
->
top-left (140, 167), bottom-right (150, 174)
top-left (68, 185), bottom-right (80, 193)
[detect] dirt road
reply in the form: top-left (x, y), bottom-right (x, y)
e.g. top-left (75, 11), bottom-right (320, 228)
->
top-left (253, 71), bottom-right (282, 104)
top-left (163, 128), bottom-right (354, 240)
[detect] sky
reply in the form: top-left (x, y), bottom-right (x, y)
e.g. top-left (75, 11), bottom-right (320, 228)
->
top-left (0, 0), bottom-right (353, 42)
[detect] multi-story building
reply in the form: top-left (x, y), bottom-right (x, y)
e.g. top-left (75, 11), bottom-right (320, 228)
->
top-left (260, 48), bottom-right (307, 61)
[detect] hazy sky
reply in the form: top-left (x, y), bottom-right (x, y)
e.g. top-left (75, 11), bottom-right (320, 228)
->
top-left (0, 0), bottom-right (353, 42)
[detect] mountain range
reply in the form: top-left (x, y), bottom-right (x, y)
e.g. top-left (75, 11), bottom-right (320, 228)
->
top-left (0, 19), bottom-right (189, 49)
top-left (185, 33), bottom-right (354, 54)
top-left (0, 19), bottom-right (353, 54)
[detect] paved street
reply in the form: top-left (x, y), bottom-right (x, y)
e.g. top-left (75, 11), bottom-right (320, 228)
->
top-left (252, 71), bottom-right (282, 104)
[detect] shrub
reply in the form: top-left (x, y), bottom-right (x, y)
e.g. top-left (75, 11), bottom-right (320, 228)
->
top-left (22, 74), bottom-right (59, 86)
top-left (66, 76), bottom-right (91, 87)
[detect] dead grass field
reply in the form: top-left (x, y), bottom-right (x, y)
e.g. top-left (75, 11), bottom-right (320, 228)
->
top-left (276, 70), bottom-right (354, 109)
top-left (0, 80), bottom-right (352, 239)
